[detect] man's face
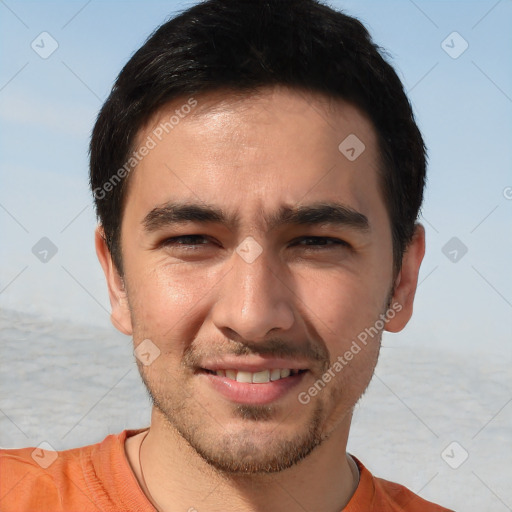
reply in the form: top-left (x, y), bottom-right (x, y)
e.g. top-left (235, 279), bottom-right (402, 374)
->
top-left (103, 87), bottom-right (406, 473)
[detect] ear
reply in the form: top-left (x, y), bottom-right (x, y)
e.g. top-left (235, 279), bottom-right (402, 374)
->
top-left (94, 225), bottom-right (133, 336)
top-left (385, 223), bottom-right (425, 333)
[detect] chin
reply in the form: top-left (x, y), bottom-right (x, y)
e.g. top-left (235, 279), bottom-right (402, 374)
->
top-left (162, 400), bottom-right (326, 474)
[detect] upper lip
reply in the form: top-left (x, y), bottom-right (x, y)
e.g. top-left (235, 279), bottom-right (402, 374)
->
top-left (199, 356), bottom-right (310, 373)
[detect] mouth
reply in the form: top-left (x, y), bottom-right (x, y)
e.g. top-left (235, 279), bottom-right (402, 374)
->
top-left (197, 363), bottom-right (310, 405)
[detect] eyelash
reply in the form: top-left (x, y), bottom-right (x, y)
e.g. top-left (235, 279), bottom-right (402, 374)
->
top-left (161, 235), bottom-right (350, 250)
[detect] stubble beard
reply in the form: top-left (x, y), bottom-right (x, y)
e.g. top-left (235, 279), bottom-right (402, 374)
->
top-left (134, 288), bottom-right (392, 475)
top-left (140, 368), bottom-right (327, 474)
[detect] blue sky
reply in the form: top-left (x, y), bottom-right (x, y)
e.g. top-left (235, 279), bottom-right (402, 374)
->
top-left (0, 0), bottom-right (511, 356)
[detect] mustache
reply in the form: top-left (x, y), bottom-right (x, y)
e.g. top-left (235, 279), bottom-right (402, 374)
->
top-left (183, 337), bottom-right (329, 368)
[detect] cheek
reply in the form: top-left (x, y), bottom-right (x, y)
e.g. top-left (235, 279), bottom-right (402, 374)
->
top-left (126, 265), bottom-right (186, 327)
top-left (295, 268), bottom-right (388, 347)
top-left (127, 262), bottom-right (224, 347)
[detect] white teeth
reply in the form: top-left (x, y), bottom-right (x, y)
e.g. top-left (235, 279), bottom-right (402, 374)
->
top-left (213, 368), bottom-right (302, 383)
top-left (270, 368), bottom-right (282, 381)
top-left (236, 371), bottom-right (253, 383)
top-left (252, 369), bottom-right (270, 383)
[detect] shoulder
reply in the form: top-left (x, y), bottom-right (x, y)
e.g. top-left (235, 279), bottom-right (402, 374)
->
top-left (0, 431), bottom-right (130, 512)
top-left (373, 475), bottom-right (454, 511)
top-left (347, 456), bottom-right (455, 512)
top-left (0, 444), bottom-right (75, 511)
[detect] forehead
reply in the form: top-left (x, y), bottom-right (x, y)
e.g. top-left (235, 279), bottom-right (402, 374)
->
top-left (126, 86), bottom-right (385, 230)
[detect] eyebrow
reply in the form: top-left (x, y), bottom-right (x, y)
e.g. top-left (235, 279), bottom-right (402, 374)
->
top-left (142, 201), bottom-right (370, 234)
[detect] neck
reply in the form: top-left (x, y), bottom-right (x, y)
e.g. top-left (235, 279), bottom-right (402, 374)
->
top-left (128, 407), bottom-right (359, 512)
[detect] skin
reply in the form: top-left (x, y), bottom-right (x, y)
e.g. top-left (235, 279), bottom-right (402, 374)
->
top-left (96, 85), bottom-right (425, 512)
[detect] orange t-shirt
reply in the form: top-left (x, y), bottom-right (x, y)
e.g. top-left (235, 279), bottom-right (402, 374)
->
top-left (0, 429), bottom-right (453, 511)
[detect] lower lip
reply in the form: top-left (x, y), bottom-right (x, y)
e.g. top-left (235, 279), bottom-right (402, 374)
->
top-left (201, 371), bottom-right (308, 405)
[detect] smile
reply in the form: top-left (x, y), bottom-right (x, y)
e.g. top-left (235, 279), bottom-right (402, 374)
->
top-left (199, 367), bottom-right (309, 405)
top-left (204, 368), bottom-right (307, 383)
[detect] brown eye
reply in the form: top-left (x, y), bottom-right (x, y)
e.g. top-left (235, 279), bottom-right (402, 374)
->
top-left (292, 236), bottom-right (350, 249)
top-left (161, 235), bottom-right (211, 247)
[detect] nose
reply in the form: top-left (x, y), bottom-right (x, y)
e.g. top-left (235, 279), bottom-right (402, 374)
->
top-left (210, 241), bottom-right (295, 342)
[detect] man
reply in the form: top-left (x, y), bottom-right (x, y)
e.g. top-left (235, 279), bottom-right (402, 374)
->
top-left (0, 0), bottom-right (454, 510)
